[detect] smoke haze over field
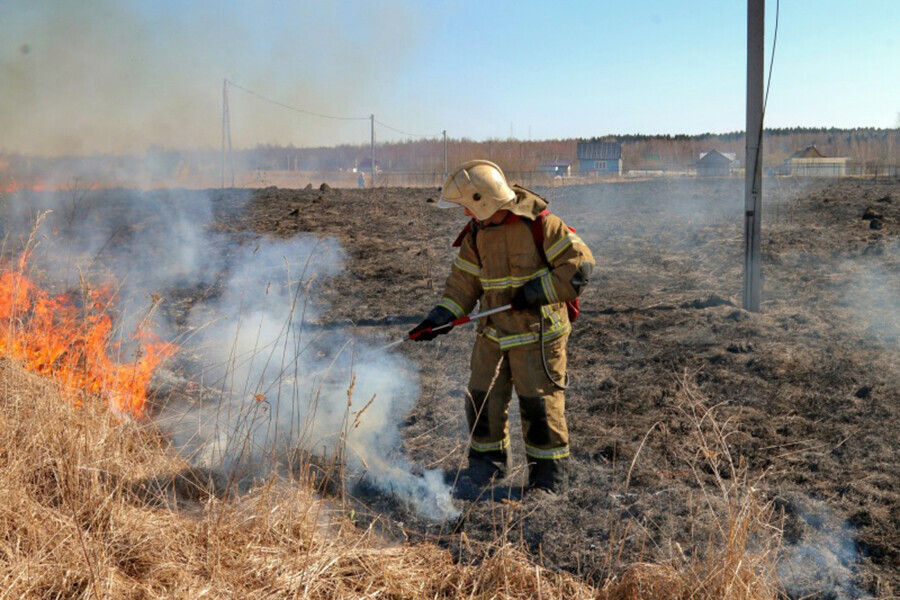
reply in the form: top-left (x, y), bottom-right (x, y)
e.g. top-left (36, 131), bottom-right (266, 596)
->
top-left (1, 1), bottom-right (429, 155)
top-left (0, 187), bottom-right (457, 519)
top-left (167, 235), bottom-right (457, 519)
top-left (2, 1), bottom-right (899, 156)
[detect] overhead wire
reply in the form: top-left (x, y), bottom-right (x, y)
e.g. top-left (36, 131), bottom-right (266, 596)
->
top-left (226, 80), bottom-right (441, 138)
top-left (754, 0), bottom-right (780, 179)
top-left (374, 119), bottom-right (441, 139)
top-left (763, 0), bottom-right (779, 120)
top-left (226, 80), bottom-right (369, 121)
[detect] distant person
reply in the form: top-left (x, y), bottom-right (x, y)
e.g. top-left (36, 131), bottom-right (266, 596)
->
top-left (358, 173), bottom-right (366, 188)
top-left (410, 160), bottom-right (594, 499)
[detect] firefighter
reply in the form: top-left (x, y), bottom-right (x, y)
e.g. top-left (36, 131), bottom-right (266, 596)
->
top-left (410, 160), bottom-right (594, 497)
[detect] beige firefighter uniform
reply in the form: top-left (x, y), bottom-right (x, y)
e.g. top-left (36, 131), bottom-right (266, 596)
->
top-left (434, 185), bottom-right (595, 491)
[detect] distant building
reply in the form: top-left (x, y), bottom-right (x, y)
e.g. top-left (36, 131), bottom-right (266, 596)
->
top-left (783, 145), bottom-right (848, 177)
top-left (577, 141), bottom-right (622, 176)
top-left (536, 160), bottom-right (571, 178)
top-left (696, 150), bottom-right (738, 177)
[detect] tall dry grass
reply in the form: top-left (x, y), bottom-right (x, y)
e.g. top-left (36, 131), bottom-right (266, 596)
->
top-left (0, 358), bottom-right (597, 599)
top-left (0, 217), bottom-right (784, 598)
top-left (0, 355), bottom-right (787, 599)
top-left (596, 372), bottom-right (784, 599)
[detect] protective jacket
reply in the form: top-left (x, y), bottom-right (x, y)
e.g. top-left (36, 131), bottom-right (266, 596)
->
top-left (436, 185), bottom-right (594, 350)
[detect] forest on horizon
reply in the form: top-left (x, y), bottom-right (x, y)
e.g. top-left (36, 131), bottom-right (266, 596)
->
top-left (2, 127), bottom-right (898, 185)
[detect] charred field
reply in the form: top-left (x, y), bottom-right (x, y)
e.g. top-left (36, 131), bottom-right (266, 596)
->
top-left (3, 176), bottom-right (897, 597)
top-left (223, 177), bottom-right (899, 597)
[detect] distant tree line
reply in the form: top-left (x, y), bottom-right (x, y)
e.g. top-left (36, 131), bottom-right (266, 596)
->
top-left (231, 127), bottom-right (900, 173)
top-left (2, 128), bottom-right (898, 184)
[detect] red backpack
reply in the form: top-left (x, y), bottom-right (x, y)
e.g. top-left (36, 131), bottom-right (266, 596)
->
top-left (452, 209), bottom-right (580, 322)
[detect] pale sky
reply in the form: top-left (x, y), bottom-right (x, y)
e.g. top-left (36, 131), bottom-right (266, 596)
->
top-left (1, 0), bottom-right (898, 156)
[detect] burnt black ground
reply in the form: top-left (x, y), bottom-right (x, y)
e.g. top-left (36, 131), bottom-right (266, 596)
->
top-left (226, 178), bottom-right (899, 598)
top-left (7, 178), bottom-right (896, 597)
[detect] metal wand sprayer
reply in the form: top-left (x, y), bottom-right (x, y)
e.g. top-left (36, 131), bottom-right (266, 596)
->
top-left (380, 303), bottom-right (513, 351)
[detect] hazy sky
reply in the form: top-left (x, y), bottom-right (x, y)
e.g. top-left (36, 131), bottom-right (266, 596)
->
top-left (2, 0), bottom-right (898, 156)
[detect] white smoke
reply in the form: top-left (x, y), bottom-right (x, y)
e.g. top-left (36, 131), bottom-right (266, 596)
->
top-left (160, 236), bottom-right (457, 520)
top-left (0, 187), bottom-right (230, 352)
top-left (0, 186), bottom-right (457, 520)
top-left (838, 258), bottom-right (900, 342)
top-left (777, 495), bottom-right (869, 600)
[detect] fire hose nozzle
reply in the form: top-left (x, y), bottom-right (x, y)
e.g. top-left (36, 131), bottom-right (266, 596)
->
top-left (381, 304), bottom-right (513, 350)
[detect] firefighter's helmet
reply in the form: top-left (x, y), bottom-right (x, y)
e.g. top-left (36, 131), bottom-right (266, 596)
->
top-left (438, 160), bottom-right (516, 221)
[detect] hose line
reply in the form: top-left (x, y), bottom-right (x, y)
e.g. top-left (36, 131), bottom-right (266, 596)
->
top-left (539, 312), bottom-right (568, 390)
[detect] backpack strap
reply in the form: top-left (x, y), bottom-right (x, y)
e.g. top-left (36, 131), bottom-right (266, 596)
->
top-left (452, 221), bottom-right (474, 248)
top-left (530, 209), bottom-right (551, 264)
top-left (531, 208), bottom-right (577, 264)
top-left (452, 220), bottom-right (481, 262)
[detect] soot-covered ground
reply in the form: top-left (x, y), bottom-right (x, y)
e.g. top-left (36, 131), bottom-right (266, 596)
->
top-left (220, 177), bottom-right (898, 598)
top-left (9, 177), bottom-right (894, 597)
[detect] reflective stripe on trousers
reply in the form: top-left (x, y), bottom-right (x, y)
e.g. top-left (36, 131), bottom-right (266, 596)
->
top-left (466, 332), bottom-right (569, 459)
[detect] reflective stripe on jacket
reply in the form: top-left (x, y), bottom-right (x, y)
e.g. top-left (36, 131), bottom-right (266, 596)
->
top-left (439, 186), bottom-right (595, 350)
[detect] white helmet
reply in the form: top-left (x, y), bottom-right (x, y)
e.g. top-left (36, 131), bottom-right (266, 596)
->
top-left (438, 160), bottom-right (516, 221)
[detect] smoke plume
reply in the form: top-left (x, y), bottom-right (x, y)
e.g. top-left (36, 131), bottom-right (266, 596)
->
top-left (777, 495), bottom-right (869, 600)
top-left (0, 1), bottom-right (429, 155)
top-left (0, 186), bottom-right (457, 520)
top-left (164, 235), bottom-right (458, 519)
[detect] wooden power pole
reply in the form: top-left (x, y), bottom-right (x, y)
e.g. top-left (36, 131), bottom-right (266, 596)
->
top-left (370, 114), bottom-right (376, 188)
top-left (442, 130), bottom-right (448, 178)
top-left (221, 79), bottom-right (234, 189)
top-left (743, 0), bottom-right (764, 311)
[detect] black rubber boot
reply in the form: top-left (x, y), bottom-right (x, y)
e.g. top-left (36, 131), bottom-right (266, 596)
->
top-left (526, 457), bottom-right (568, 495)
top-left (447, 452), bottom-right (508, 500)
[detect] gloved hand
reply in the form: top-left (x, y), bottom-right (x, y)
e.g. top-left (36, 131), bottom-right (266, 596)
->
top-left (408, 319), bottom-right (449, 341)
top-left (408, 306), bottom-right (455, 341)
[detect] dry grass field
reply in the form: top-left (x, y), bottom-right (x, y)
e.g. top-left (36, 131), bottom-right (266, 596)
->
top-left (0, 176), bottom-right (896, 598)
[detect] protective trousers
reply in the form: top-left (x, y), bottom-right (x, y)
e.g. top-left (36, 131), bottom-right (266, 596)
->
top-left (465, 332), bottom-right (569, 491)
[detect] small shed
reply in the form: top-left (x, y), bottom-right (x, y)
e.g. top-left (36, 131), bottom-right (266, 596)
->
top-left (696, 150), bottom-right (737, 177)
top-left (536, 161), bottom-right (571, 178)
top-left (577, 141), bottom-right (623, 176)
top-left (784, 145), bottom-right (848, 177)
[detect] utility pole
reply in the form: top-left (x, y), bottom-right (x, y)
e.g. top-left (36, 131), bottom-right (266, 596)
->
top-left (743, 0), bottom-right (764, 312)
top-left (370, 114), bottom-right (376, 188)
top-left (221, 79), bottom-right (234, 189)
top-left (442, 130), bottom-right (448, 178)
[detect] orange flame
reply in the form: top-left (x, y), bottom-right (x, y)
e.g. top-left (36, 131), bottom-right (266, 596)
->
top-left (0, 253), bottom-right (176, 417)
top-left (1, 181), bottom-right (47, 194)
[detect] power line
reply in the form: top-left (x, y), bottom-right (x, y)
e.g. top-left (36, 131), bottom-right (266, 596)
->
top-left (763, 0), bottom-right (779, 119)
top-left (226, 80), bottom-right (441, 138)
top-left (226, 80), bottom-right (370, 121)
top-left (374, 119), bottom-right (441, 139)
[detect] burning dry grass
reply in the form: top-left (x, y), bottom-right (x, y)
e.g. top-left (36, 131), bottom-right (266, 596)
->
top-left (0, 358), bottom-right (597, 598)
top-left (0, 228), bottom-right (175, 417)
top-left (0, 216), bottom-right (784, 598)
top-left (0, 353), bottom-right (786, 599)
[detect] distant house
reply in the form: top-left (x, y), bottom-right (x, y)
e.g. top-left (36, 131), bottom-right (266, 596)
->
top-left (792, 145), bottom-right (826, 159)
top-left (577, 141), bottom-right (622, 176)
top-left (696, 150), bottom-right (737, 177)
top-left (536, 161), bottom-right (571, 178)
top-left (783, 145), bottom-right (848, 177)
